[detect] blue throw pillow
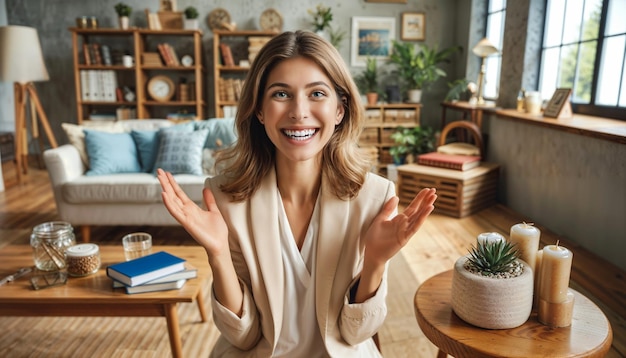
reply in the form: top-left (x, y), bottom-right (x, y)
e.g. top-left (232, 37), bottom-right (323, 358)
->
top-left (194, 117), bottom-right (238, 149)
top-left (84, 130), bottom-right (141, 176)
top-left (131, 130), bottom-right (159, 172)
top-left (154, 129), bottom-right (209, 175)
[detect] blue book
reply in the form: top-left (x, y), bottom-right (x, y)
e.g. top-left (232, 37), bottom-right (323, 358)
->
top-left (106, 251), bottom-right (186, 287)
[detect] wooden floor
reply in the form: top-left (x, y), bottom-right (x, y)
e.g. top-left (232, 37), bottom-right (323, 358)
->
top-left (0, 163), bottom-right (624, 357)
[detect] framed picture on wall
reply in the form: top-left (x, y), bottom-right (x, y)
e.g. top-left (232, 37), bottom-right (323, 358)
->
top-left (401, 12), bottom-right (425, 41)
top-left (351, 16), bottom-right (396, 67)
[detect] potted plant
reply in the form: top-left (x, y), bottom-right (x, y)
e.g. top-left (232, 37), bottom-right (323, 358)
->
top-left (184, 6), bottom-right (199, 30)
top-left (354, 57), bottom-right (380, 105)
top-left (308, 4), bottom-right (333, 35)
top-left (114, 2), bottom-right (132, 30)
top-left (451, 239), bottom-right (534, 329)
top-left (389, 126), bottom-right (436, 164)
top-left (388, 41), bottom-right (460, 103)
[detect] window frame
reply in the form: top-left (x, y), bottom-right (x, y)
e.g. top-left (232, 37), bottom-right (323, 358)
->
top-left (539, 0), bottom-right (625, 121)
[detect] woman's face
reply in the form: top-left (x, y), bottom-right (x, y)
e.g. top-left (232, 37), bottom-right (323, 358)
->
top-left (257, 57), bottom-right (344, 165)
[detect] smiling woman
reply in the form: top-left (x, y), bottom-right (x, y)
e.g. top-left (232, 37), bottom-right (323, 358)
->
top-left (156, 30), bottom-right (437, 357)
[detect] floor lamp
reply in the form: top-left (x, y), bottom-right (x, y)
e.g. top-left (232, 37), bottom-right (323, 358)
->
top-left (0, 26), bottom-right (57, 184)
top-left (472, 38), bottom-right (499, 105)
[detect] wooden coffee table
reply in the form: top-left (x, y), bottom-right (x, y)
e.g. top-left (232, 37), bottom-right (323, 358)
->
top-left (0, 245), bottom-right (210, 358)
top-left (414, 270), bottom-right (613, 358)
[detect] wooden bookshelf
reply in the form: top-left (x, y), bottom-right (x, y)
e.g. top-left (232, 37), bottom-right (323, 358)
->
top-left (70, 28), bottom-right (205, 123)
top-left (212, 30), bottom-right (277, 118)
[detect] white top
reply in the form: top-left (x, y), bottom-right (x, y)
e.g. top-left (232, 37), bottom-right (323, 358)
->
top-left (274, 190), bottom-right (327, 357)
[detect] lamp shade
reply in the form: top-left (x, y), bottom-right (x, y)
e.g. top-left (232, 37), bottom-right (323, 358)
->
top-left (0, 25), bottom-right (49, 83)
top-left (472, 38), bottom-right (499, 58)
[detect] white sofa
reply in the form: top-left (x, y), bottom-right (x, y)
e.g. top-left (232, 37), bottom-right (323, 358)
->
top-left (43, 119), bottom-right (236, 242)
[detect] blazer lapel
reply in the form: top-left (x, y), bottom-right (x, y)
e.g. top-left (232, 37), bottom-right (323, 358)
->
top-left (315, 177), bottom-right (350, 336)
top-left (250, 168), bottom-right (284, 347)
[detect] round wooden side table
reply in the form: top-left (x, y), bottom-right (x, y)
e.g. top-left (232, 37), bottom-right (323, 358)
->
top-left (414, 270), bottom-right (613, 358)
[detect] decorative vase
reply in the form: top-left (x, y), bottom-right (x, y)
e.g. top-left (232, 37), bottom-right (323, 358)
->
top-left (451, 255), bottom-right (534, 329)
top-left (366, 92), bottom-right (378, 105)
top-left (184, 19), bottom-right (198, 30)
top-left (407, 89), bottom-right (422, 103)
top-left (119, 16), bottom-right (129, 30)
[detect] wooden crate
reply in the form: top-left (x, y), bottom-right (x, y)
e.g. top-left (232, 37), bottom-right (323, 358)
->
top-left (359, 127), bottom-right (379, 145)
top-left (397, 163), bottom-right (500, 218)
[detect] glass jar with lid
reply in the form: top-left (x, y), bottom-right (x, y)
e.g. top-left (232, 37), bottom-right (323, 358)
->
top-left (30, 221), bottom-right (76, 271)
top-left (66, 244), bottom-right (101, 276)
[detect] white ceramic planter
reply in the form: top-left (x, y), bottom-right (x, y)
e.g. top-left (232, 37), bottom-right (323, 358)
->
top-left (407, 89), bottom-right (422, 103)
top-left (184, 19), bottom-right (198, 30)
top-left (119, 16), bottom-right (129, 30)
top-left (451, 255), bottom-right (533, 329)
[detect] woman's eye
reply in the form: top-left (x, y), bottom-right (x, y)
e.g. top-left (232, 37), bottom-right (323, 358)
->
top-left (272, 90), bottom-right (289, 98)
top-left (311, 90), bottom-right (326, 98)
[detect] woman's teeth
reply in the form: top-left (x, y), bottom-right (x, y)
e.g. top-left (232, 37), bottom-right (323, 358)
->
top-left (283, 129), bottom-right (316, 141)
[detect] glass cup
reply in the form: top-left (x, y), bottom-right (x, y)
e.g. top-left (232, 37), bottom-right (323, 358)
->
top-left (122, 232), bottom-right (152, 261)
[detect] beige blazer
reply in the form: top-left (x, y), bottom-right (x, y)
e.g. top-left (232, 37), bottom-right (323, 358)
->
top-left (206, 169), bottom-right (395, 357)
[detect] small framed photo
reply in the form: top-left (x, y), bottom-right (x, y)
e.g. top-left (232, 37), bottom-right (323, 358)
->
top-left (543, 88), bottom-right (573, 118)
top-left (351, 16), bottom-right (396, 67)
top-left (401, 12), bottom-right (425, 41)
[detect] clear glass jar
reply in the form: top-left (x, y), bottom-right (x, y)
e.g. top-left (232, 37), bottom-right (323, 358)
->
top-left (30, 222), bottom-right (76, 271)
top-left (66, 244), bottom-right (101, 276)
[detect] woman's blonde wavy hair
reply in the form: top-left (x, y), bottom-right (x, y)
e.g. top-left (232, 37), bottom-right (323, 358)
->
top-left (217, 30), bottom-right (371, 201)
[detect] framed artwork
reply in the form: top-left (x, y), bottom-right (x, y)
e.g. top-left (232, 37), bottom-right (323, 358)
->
top-left (543, 88), bottom-right (573, 118)
top-left (351, 16), bottom-right (396, 67)
top-left (401, 12), bottom-right (425, 41)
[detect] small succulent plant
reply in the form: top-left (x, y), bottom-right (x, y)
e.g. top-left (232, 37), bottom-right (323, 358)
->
top-left (466, 240), bottom-right (521, 276)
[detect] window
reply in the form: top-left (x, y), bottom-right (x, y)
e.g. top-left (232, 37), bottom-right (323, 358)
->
top-left (483, 0), bottom-right (506, 100)
top-left (539, 0), bottom-right (626, 120)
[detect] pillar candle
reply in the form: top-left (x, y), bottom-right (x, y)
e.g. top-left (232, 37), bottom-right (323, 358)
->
top-left (534, 249), bottom-right (543, 307)
top-left (509, 223), bottom-right (541, 274)
top-left (476, 232), bottom-right (505, 246)
top-left (539, 289), bottom-right (575, 327)
top-left (539, 243), bottom-right (573, 303)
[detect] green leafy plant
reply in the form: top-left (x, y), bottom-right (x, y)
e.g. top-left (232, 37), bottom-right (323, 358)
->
top-left (354, 57), bottom-right (379, 94)
top-left (114, 2), bottom-right (132, 17)
top-left (466, 240), bottom-right (520, 275)
top-left (308, 4), bottom-right (333, 32)
top-left (445, 78), bottom-right (471, 102)
top-left (328, 26), bottom-right (346, 48)
top-left (184, 6), bottom-right (199, 19)
top-left (389, 126), bottom-right (436, 164)
top-left (388, 41), bottom-right (461, 90)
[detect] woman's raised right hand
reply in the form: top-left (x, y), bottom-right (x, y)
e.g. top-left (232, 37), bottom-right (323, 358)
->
top-left (157, 168), bottom-right (229, 257)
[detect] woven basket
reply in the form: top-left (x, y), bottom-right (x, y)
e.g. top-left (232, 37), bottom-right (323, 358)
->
top-left (451, 255), bottom-right (533, 329)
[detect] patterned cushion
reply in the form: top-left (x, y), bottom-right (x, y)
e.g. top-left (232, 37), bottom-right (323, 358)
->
top-left (153, 129), bottom-right (209, 175)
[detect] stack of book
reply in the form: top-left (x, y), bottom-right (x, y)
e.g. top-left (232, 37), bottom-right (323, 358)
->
top-left (417, 152), bottom-right (481, 171)
top-left (107, 251), bottom-right (197, 294)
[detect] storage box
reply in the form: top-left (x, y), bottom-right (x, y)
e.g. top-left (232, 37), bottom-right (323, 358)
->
top-left (384, 109), bottom-right (418, 123)
top-left (359, 127), bottom-right (379, 145)
top-left (397, 163), bottom-right (499, 217)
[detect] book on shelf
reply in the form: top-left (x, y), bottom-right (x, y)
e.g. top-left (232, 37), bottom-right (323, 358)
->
top-left (417, 152), bottom-right (481, 171)
top-left (219, 43), bottom-right (235, 66)
top-left (106, 251), bottom-right (186, 287)
top-left (165, 43), bottom-right (180, 66)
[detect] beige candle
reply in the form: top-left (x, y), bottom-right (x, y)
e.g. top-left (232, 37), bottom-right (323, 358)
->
top-left (509, 223), bottom-right (541, 274)
top-left (539, 289), bottom-right (575, 327)
top-left (477, 232), bottom-right (505, 246)
top-left (534, 249), bottom-right (543, 307)
top-left (539, 243), bottom-right (573, 303)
